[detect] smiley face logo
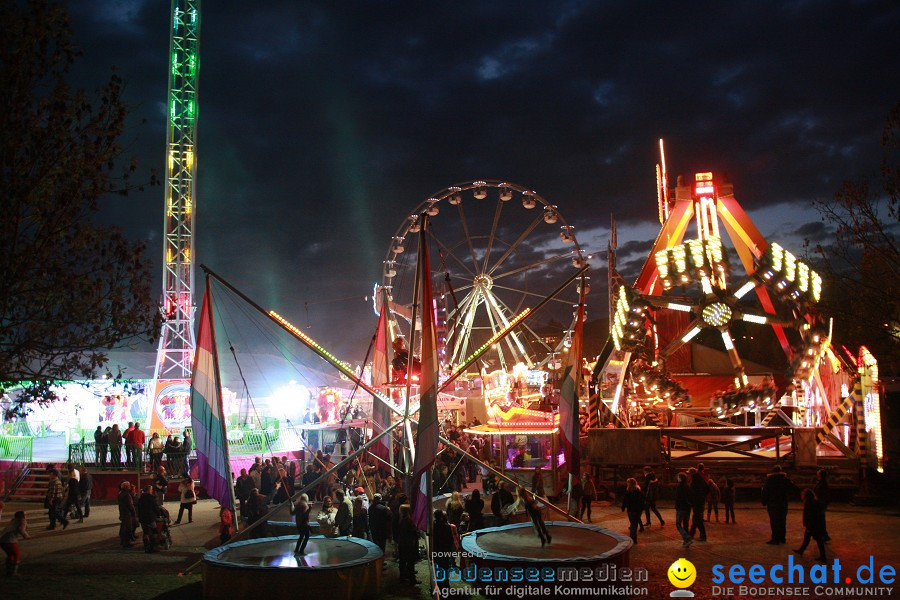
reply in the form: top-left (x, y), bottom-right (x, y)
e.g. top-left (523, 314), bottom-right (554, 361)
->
top-left (668, 558), bottom-right (697, 588)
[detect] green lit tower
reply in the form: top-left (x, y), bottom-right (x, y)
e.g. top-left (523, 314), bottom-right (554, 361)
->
top-left (155, 0), bottom-right (200, 381)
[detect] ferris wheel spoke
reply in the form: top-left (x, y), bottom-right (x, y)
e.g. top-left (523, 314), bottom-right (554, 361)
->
top-left (446, 290), bottom-right (478, 343)
top-left (492, 283), bottom-right (574, 306)
top-left (487, 214), bottom-right (545, 276)
top-left (492, 252), bottom-right (573, 282)
top-left (455, 203), bottom-right (482, 274)
top-left (449, 293), bottom-right (480, 367)
top-left (428, 230), bottom-right (476, 278)
top-left (485, 290), bottom-right (531, 365)
top-left (482, 298), bottom-right (511, 371)
top-left (482, 198), bottom-right (505, 274)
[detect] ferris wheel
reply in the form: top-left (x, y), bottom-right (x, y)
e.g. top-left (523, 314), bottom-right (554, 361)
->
top-left (379, 180), bottom-right (588, 374)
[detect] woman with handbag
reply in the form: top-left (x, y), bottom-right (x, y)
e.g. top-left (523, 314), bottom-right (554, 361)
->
top-left (174, 476), bottom-right (197, 524)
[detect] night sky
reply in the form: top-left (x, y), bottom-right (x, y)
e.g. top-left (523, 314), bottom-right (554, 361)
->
top-left (66, 1), bottom-right (899, 372)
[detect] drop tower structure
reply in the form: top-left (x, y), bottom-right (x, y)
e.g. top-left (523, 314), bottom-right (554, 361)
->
top-left (155, 1), bottom-right (201, 381)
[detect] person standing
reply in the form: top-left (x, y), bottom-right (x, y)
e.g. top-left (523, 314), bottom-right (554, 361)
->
top-left (182, 430), bottom-right (193, 473)
top-left (794, 488), bottom-right (827, 562)
top-left (117, 481), bottom-right (138, 548)
top-left (93, 426), bottom-right (103, 466)
top-left (1, 511), bottom-right (30, 576)
top-left (148, 432), bottom-right (164, 472)
top-left (368, 493), bottom-right (392, 552)
top-left (464, 489), bottom-right (485, 531)
top-left (688, 466), bottom-right (709, 541)
top-left (335, 489), bottom-right (354, 536)
top-left (706, 477), bottom-right (721, 522)
top-left (235, 468), bottom-right (253, 520)
top-left (137, 485), bottom-right (163, 552)
top-left (580, 474), bottom-right (597, 522)
top-left (813, 469), bottom-right (831, 541)
top-left (154, 466), bottom-right (169, 508)
top-left (446, 491), bottom-right (464, 527)
top-left (219, 507), bottom-right (235, 545)
top-left (722, 478), bottom-right (736, 524)
top-left (352, 496), bottom-right (369, 539)
top-left (674, 472), bottom-right (693, 547)
top-left (396, 504), bottom-right (420, 585)
top-left (316, 496), bottom-right (338, 538)
top-left (99, 426), bottom-right (111, 469)
top-left (131, 423), bottom-right (146, 471)
top-left (78, 465), bottom-right (93, 518)
top-left (642, 467), bottom-right (665, 527)
top-left (109, 424), bottom-right (123, 469)
top-left (621, 477), bottom-right (644, 544)
top-left (433, 510), bottom-right (455, 595)
top-left (761, 465), bottom-right (799, 545)
top-left (123, 422), bottom-right (135, 468)
top-left (530, 466), bottom-right (545, 496)
top-left (568, 477), bottom-right (584, 517)
top-left (292, 493), bottom-right (312, 554)
top-left (45, 469), bottom-right (68, 530)
top-left (174, 476), bottom-right (197, 524)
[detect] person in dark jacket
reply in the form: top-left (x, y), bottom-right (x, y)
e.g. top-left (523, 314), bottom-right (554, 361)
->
top-left (621, 477), bottom-right (645, 543)
top-left (464, 489), bottom-right (485, 531)
top-left (153, 467), bottom-right (168, 507)
top-left (234, 468), bottom-right (254, 520)
top-left (368, 493), bottom-right (392, 551)
top-left (688, 466), bottom-right (708, 541)
top-left (62, 471), bottom-right (83, 523)
top-left (674, 472), bottom-right (693, 547)
top-left (352, 496), bottom-right (369, 539)
top-left (761, 465), bottom-right (799, 544)
top-left (642, 466), bottom-right (665, 527)
top-left (396, 504), bottom-right (420, 584)
top-left (78, 466), bottom-right (93, 518)
top-left (813, 469), bottom-right (830, 541)
top-left (433, 510), bottom-right (455, 593)
top-left (117, 481), bottom-right (138, 547)
top-left (794, 488), bottom-right (827, 561)
top-left (491, 482), bottom-right (515, 525)
top-left (137, 485), bottom-right (163, 552)
top-left (722, 477), bottom-right (736, 524)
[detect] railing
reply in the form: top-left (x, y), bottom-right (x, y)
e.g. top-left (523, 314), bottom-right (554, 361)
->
top-left (68, 441), bottom-right (195, 476)
top-left (0, 434), bottom-right (33, 462)
top-left (662, 426), bottom-right (792, 462)
top-left (1, 445), bottom-right (32, 502)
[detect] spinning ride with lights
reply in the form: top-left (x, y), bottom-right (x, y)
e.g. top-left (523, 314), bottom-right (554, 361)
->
top-left (378, 180), bottom-right (589, 375)
top-left (606, 165), bottom-right (833, 424)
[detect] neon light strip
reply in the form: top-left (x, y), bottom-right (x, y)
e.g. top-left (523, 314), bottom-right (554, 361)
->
top-left (682, 326), bottom-right (702, 343)
top-left (667, 303), bottom-right (692, 312)
top-left (741, 313), bottom-right (767, 324)
top-left (269, 310), bottom-right (397, 409)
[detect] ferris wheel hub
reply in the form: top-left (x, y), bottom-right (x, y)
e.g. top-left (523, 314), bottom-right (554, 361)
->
top-left (473, 273), bottom-right (494, 292)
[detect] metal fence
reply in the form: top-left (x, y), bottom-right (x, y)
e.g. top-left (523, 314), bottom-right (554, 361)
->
top-left (0, 434), bottom-right (33, 462)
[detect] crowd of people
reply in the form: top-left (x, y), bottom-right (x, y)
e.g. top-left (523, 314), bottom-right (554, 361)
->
top-left (90, 422), bottom-right (193, 476)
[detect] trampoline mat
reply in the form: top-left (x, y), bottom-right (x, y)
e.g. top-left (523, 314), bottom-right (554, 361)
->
top-left (472, 524), bottom-right (619, 559)
top-left (215, 537), bottom-right (368, 569)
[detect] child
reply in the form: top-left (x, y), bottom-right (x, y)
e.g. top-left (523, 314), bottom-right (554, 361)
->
top-left (706, 478), bottom-right (720, 522)
top-left (522, 489), bottom-right (551, 546)
top-left (722, 478), bottom-right (736, 524)
top-left (218, 507), bottom-right (235, 545)
top-left (794, 489), bottom-right (826, 562)
top-left (1, 511), bottom-right (30, 576)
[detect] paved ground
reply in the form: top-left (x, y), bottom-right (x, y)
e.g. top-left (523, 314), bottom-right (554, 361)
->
top-left (2, 497), bottom-right (899, 599)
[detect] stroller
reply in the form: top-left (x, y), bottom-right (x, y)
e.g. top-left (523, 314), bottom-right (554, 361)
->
top-left (143, 506), bottom-right (173, 552)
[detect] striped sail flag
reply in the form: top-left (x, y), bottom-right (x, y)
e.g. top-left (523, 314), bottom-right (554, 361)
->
top-left (411, 228), bottom-right (440, 531)
top-left (190, 284), bottom-right (235, 512)
top-left (559, 289), bottom-right (585, 480)
top-left (370, 292), bottom-right (393, 468)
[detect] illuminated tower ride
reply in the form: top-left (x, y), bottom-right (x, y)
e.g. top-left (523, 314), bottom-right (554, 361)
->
top-left (155, 1), bottom-right (201, 381)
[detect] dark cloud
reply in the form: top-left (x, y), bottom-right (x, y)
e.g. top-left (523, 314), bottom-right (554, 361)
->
top-left (60, 1), bottom-right (900, 359)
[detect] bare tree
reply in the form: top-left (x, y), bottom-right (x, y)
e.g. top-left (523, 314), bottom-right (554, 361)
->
top-left (0, 0), bottom-right (160, 415)
top-left (813, 103), bottom-right (900, 374)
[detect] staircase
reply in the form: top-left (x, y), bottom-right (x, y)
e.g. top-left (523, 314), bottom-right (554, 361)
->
top-left (6, 466), bottom-right (66, 503)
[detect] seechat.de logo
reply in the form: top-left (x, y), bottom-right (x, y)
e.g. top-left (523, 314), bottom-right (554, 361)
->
top-left (668, 558), bottom-right (697, 598)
